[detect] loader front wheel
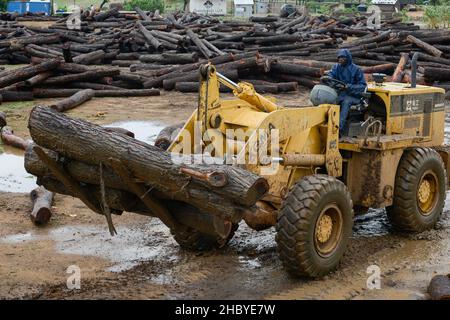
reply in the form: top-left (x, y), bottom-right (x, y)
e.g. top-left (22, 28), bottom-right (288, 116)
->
top-left (386, 148), bottom-right (446, 232)
top-left (276, 175), bottom-right (354, 277)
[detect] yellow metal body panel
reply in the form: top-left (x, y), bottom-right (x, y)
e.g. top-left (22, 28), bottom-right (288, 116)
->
top-left (169, 68), bottom-right (447, 210)
top-left (169, 65), bottom-right (341, 205)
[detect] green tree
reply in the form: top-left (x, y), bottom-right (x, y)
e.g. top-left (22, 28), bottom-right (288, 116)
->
top-left (0, 0), bottom-right (8, 11)
top-left (123, 0), bottom-right (165, 12)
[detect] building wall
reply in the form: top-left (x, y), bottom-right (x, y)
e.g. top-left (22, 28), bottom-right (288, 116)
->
top-left (189, 0), bottom-right (227, 15)
top-left (234, 4), bottom-right (253, 17)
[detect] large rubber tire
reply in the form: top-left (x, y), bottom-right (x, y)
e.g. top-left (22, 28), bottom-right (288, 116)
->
top-left (276, 175), bottom-right (354, 277)
top-left (386, 148), bottom-right (446, 233)
top-left (172, 223), bottom-right (238, 251)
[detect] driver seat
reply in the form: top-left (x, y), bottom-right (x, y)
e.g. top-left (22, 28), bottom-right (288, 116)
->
top-left (349, 89), bottom-right (371, 115)
top-left (345, 88), bottom-right (372, 137)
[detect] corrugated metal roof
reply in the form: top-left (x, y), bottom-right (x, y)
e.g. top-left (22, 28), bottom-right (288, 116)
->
top-left (371, 0), bottom-right (398, 4)
top-left (234, 0), bottom-right (254, 5)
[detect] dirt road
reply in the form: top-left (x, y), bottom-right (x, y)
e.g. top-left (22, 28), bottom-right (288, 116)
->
top-left (0, 91), bottom-right (448, 300)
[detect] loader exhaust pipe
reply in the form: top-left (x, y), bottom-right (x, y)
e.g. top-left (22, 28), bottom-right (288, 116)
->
top-left (411, 52), bottom-right (419, 88)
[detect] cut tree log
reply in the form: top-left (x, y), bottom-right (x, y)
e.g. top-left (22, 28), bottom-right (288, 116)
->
top-left (62, 42), bottom-right (73, 63)
top-left (392, 52), bottom-right (409, 82)
top-left (30, 186), bottom-right (54, 225)
top-left (0, 90), bottom-right (33, 102)
top-left (154, 123), bottom-right (184, 150)
top-left (1, 126), bottom-right (30, 150)
top-left (407, 35), bottom-right (443, 57)
top-left (43, 69), bottom-right (120, 85)
top-left (422, 67), bottom-right (450, 81)
top-left (72, 50), bottom-right (106, 65)
top-left (136, 21), bottom-right (163, 52)
top-left (270, 61), bottom-right (322, 77)
top-left (0, 59), bottom-right (59, 88)
top-left (186, 28), bottom-right (214, 59)
top-left (135, 6), bottom-right (150, 21)
top-left (27, 106), bottom-right (269, 221)
top-left (93, 7), bottom-right (119, 22)
top-left (24, 71), bottom-right (53, 87)
top-left (428, 274), bottom-right (450, 300)
top-left (49, 89), bottom-right (95, 112)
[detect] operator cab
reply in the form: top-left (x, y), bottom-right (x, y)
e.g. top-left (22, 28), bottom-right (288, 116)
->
top-left (345, 73), bottom-right (386, 138)
top-left (310, 73), bottom-right (446, 151)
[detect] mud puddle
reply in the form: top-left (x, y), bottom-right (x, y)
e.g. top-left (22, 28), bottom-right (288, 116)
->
top-left (0, 121), bottom-right (167, 193)
top-left (0, 219), bottom-right (180, 272)
top-left (353, 209), bottom-right (391, 237)
top-left (0, 151), bottom-right (37, 193)
top-left (105, 120), bottom-right (167, 145)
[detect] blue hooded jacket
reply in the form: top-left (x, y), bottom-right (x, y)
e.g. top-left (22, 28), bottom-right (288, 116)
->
top-left (329, 49), bottom-right (367, 97)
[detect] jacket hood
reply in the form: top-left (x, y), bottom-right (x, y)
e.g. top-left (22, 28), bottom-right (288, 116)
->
top-left (337, 49), bottom-right (353, 66)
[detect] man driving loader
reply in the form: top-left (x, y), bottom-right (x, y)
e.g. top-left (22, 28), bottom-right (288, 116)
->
top-left (329, 49), bottom-right (367, 134)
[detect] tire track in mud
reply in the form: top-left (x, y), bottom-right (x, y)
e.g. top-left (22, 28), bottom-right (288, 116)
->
top-left (29, 207), bottom-right (449, 300)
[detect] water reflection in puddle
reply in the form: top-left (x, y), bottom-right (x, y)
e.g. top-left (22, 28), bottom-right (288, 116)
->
top-left (353, 208), bottom-right (391, 237)
top-left (0, 223), bottom-right (177, 272)
top-left (0, 153), bottom-right (37, 192)
top-left (105, 120), bottom-right (166, 144)
top-left (0, 120), bottom-right (168, 193)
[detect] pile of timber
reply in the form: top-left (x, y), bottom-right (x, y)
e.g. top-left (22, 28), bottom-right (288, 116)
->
top-left (0, 9), bottom-right (449, 99)
top-left (0, 58), bottom-right (160, 103)
top-left (24, 105), bottom-right (270, 234)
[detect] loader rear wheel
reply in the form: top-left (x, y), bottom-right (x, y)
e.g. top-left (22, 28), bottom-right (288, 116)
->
top-left (276, 175), bottom-right (354, 277)
top-left (172, 224), bottom-right (238, 251)
top-left (386, 148), bottom-right (446, 232)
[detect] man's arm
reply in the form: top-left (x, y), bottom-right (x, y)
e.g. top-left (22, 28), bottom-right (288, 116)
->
top-left (347, 67), bottom-right (367, 95)
top-left (328, 64), bottom-right (338, 79)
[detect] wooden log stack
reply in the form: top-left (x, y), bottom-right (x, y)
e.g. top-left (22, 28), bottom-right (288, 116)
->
top-left (0, 9), bottom-right (448, 99)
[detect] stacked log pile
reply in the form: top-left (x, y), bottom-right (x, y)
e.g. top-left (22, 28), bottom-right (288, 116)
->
top-left (0, 9), bottom-right (449, 99)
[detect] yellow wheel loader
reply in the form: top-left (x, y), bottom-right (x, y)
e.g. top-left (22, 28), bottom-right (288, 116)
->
top-left (165, 58), bottom-right (448, 278)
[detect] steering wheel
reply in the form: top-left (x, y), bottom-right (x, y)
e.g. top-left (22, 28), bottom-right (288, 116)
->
top-left (320, 76), bottom-right (347, 91)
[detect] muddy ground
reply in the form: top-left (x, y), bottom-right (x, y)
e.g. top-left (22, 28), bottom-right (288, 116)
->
top-left (0, 90), bottom-right (449, 300)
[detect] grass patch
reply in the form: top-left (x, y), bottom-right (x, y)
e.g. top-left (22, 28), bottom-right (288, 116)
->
top-left (0, 100), bottom-right (36, 113)
top-left (1, 64), bottom-right (28, 71)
